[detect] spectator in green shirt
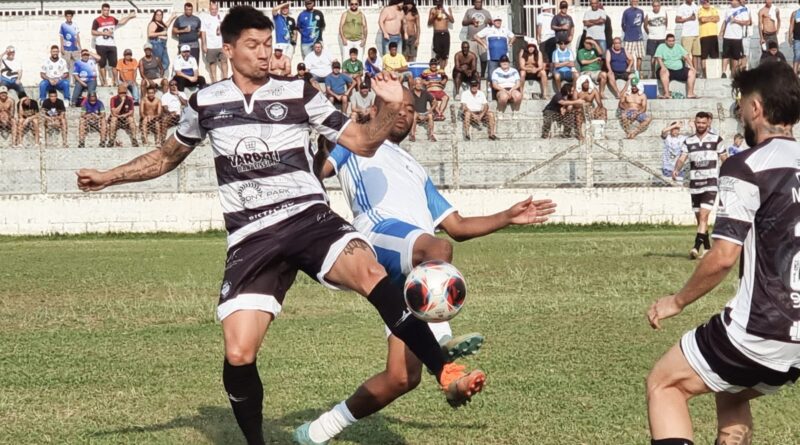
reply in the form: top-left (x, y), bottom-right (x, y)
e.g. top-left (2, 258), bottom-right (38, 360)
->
top-left (576, 37), bottom-right (608, 96)
top-left (342, 47), bottom-right (364, 89)
top-left (654, 33), bottom-right (697, 98)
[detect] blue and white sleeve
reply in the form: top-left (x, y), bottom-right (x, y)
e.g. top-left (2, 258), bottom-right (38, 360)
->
top-left (328, 144), bottom-right (352, 174)
top-left (425, 178), bottom-right (456, 227)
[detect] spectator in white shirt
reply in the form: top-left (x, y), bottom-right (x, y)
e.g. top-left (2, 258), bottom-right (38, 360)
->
top-left (460, 79), bottom-right (497, 140)
top-left (160, 79), bottom-right (188, 131)
top-left (583, 0), bottom-right (608, 53)
top-left (491, 55), bottom-right (522, 114)
top-left (1, 46), bottom-right (24, 97)
top-left (201, 1), bottom-right (228, 83)
top-left (644, 1), bottom-right (668, 76)
top-left (171, 44), bottom-right (207, 92)
top-left (537, 3), bottom-right (557, 64)
top-left (676, 0), bottom-right (701, 71)
top-left (719, 0), bottom-right (751, 78)
top-left (304, 41), bottom-right (335, 84)
top-left (40, 45), bottom-right (70, 102)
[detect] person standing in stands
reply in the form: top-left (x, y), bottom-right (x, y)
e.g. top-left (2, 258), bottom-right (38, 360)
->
top-left (339, 0), bottom-right (368, 63)
top-left (475, 14), bottom-right (515, 93)
top-left (462, 0), bottom-right (493, 81)
top-left (429, 0), bottom-right (454, 70)
top-left (272, 2), bottom-right (298, 60)
top-left (298, 0), bottom-right (326, 58)
top-left (173, 2), bottom-right (202, 63)
top-left (147, 10), bottom-right (178, 73)
top-left (92, 3), bottom-right (136, 87)
top-left (60, 10), bottom-right (82, 85)
top-left (201, 1), bottom-right (228, 83)
top-left (621, 0), bottom-right (645, 73)
top-left (402, 0), bottom-right (420, 62)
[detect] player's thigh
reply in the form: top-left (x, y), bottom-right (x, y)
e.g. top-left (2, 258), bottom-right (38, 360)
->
top-left (385, 334), bottom-right (423, 387)
top-left (647, 342), bottom-right (712, 399)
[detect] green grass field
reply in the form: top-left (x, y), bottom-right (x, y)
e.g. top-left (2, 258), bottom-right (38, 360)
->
top-left (2, 227), bottom-right (799, 444)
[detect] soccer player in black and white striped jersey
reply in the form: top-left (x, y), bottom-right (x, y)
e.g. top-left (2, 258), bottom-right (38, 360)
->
top-left (76, 6), bottom-right (484, 445)
top-left (646, 62), bottom-right (800, 445)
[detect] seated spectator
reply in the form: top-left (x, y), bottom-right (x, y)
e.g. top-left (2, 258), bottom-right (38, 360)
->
top-left (78, 92), bottom-right (107, 148)
top-left (268, 46), bottom-right (291, 76)
top-left (575, 75), bottom-right (607, 121)
top-left (39, 45), bottom-right (70, 102)
top-left (605, 37), bottom-right (633, 98)
top-left (140, 43), bottom-right (167, 93)
top-left (760, 41), bottom-right (787, 64)
top-left (518, 41), bottom-right (548, 99)
top-left (460, 80), bottom-right (497, 141)
top-left (551, 40), bottom-right (578, 90)
top-left (617, 80), bottom-right (653, 139)
top-left (15, 92), bottom-right (40, 146)
top-left (41, 89), bottom-right (68, 147)
top-left (421, 58), bottom-right (449, 121)
top-left (654, 33), bottom-right (697, 98)
top-left (452, 41), bottom-right (478, 98)
top-left (491, 55), bottom-right (522, 114)
top-left (363, 47), bottom-right (383, 87)
top-left (108, 85), bottom-right (139, 147)
top-left (116, 49), bottom-right (140, 105)
top-left (296, 62), bottom-right (322, 90)
top-left (727, 133), bottom-right (746, 156)
top-left (576, 37), bottom-right (608, 96)
top-left (660, 121), bottom-right (686, 180)
top-left (382, 41), bottom-right (412, 85)
top-left (541, 83), bottom-right (584, 139)
top-left (325, 61), bottom-right (354, 111)
top-left (410, 77), bottom-right (437, 141)
top-left (0, 86), bottom-right (16, 138)
top-left (304, 41), bottom-right (335, 86)
top-left (160, 80), bottom-right (187, 133)
top-left (350, 83), bottom-right (375, 123)
top-left (172, 45), bottom-right (207, 92)
top-left (140, 86), bottom-right (163, 145)
top-left (71, 49), bottom-right (101, 107)
top-left (1, 46), bottom-right (25, 97)
top-left (342, 47), bottom-right (364, 89)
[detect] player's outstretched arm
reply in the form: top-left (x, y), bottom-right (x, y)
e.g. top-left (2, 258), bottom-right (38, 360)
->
top-left (76, 136), bottom-right (194, 191)
top-left (337, 72), bottom-right (403, 157)
top-left (439, 197), bottom-right (556, 242)
top-left (647, 239), bottom-right (741, 329)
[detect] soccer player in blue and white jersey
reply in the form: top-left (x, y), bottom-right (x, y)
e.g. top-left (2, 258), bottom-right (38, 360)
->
top-left (293, 87), bottom-right (556, 445)
top-left (646, 62), bottom-right (800, 445)
top-left (76, 7), bottom-right (484, 445)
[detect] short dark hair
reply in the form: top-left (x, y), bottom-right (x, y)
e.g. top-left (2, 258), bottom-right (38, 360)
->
top-left (349, 47), bottom-right (358, 55)
top-left (50, 45), bottom-right (59, 51)
top-left (221, 6), bottom-right (273, 45)
top-left (767, 40), bottom-right (778, 50)
top-left (666, 33), bottom-right (675, 40)
top-left (732, 62), bottom-right (800, 126)
top-left (48, 88), bottom-right (57, 95)
top-left (184, 2), bottom-right (193, 8)
top-left (560, 83), bottom-right (572, 96)
top-left (101, 3), bottom-right (110, 9)
top-left (65, 10), bottom-right (75, 15)
top-left (695, 111), bottom-right (712, 120)
top-left (388, 42), bottom-right (398, 49)
top-left (734, 133), bottom-right (744, 139)
top-left (147, 86), bottom-right (156, 92)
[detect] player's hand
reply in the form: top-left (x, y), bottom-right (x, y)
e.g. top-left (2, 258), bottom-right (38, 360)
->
top-left (76, 169), bottom-right (111, 192)
top-left (647, 295), bottom-right (683, 330)
top-left (506, 196), bottom-right (556, 225)
top-left (371, 71), bottom-right (403, 104)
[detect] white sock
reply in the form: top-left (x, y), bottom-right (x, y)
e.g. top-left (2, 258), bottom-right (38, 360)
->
top-left (308, 401), bottom-right (356, 443)
top-left (428, 321), bottom-right (453, 343)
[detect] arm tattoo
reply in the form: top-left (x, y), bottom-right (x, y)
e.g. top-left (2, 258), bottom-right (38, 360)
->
top-left (343, 239), bottom-right (372, 256)
top-left (363, 102), bottom-right (401, 148)
top-left (108, 137), bottom-right (194, 185)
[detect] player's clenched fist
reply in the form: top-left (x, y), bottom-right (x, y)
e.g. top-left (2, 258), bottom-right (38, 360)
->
top-left (76, 169), bottom-right (110, 192)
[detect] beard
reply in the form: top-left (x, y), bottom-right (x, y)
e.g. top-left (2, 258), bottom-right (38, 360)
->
top-left (744, 120), bottom-right (757, 147)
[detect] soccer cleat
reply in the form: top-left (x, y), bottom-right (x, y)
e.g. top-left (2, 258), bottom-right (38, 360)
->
top-left (689, 248), bottom-right (699, 259)
top-left (293, 422), bottom-right (329, 445)
top-left (440, 333), bottom-right (484, 362)
top-left (439, 363), bottom-right (486, 408)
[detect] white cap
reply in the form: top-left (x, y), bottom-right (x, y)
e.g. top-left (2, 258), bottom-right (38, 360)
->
top-left (0, 86), bottom-right (7, 93)
top-left (540, 2), bottom-right (554, 9)
top-left (180, 44), bottom-right (191, 52)
top-left (493, 14), bottom-right (503, 21)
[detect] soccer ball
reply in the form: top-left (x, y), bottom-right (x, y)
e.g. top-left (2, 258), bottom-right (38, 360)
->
top-left (403, 260), bottom-right (467, 322)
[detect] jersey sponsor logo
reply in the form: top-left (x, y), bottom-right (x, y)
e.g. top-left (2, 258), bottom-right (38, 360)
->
top-left (229, 136), bottom-right (280, 173)
top-left (213, 108), bottom-right (233, 120)
top-left (266, 103), bottom-right (288, 121)
top-left (237, 182), bottom-right (292, 209)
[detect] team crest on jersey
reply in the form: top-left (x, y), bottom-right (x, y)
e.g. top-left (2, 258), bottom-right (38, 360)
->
top-left (230, 136), bottom-right (280, 173)
top-left (266, 103), bottom-right (288, 121)
top-left (220, 281), bottom-right (232, 298)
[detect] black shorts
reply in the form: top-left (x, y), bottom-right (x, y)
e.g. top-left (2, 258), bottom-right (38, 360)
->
top-left (96, 45), bottom-right (117, 69)
top-left (668, 67), bottom-right (689, 82)
top-left (432, 31), bottom-right (450, 60)
top-left (722, 38), bottom-right (744, 59)
top-left (646, 39), bottom-right (664, 57)
top-left (453, 68), bottom-right (478, 83)
top-left (612, 70), bottom-right (629, 80)
top-left (524, 72), bottom-right (543, 81)
top-left (542, 38), bottom-right (557, 63)
top-left (216, 204), bottom-right (371, 320)
top-left (690, 190), bottom-right (717, 211)
top-left (700, 36), bottom-right (719, 59)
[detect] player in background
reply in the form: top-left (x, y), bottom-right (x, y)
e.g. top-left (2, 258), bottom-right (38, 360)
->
top-left (76, 7), bottom-right (484, 445)
top-left (671, 111), bottom-right (726, 259)
top-left (646, 61), bottom-right (800, 445)
top-left (293, 87), bottom-right (556, 445)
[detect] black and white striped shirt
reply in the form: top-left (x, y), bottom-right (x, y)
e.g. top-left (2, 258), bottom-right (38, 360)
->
top-left (176, 76), bottom-right (351, 247)
top-left (713, 136), bottom-right (800, 371)
top-left (682, 132), bottom-right (725, 194)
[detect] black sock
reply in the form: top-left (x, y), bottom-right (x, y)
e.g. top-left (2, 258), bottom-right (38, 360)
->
top-left (367, 276), bottom-right (445, 377)
top-left (651, 439), bottom-right (694, 445)
top-left (693, 233), bottom-right (703, 250)
top-left (702, 232), bottom-right (711, 250)
top-left (223, 359), bottom-right (265, 445)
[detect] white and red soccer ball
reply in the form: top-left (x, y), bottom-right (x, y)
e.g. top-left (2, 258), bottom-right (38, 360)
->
top-left (403, 260), bottom-right (467, 322)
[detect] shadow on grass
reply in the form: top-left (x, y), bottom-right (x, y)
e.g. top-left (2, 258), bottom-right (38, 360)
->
top-left (642, 252), bottom-right (691, 259)
top-left (93, 405), bottom-right (442, 444)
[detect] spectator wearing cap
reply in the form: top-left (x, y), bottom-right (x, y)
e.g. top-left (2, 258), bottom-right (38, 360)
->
top-left (420, 57), bottom-right (449, 121)
top-left (297, 63), bottom-right (322, 91)
top-left (0, 86), bottom-right (16, 138)
top-left (59, 10), bottom-right (82, 84)
top-left (173, 2), bottom-right (202, 62)
top-left (617, 78), bottom-right (652, 139)
top-left (519, 41), bottom-right (548, 99)
top-left (453, 42), bottom-right (478, 98)
top-left (269, 46), bottom-right (291, 76)
top-left (91, 3), bottom-right (136, 87)
top-left (491, 55), bottom-right (522, 114)
top-left (298, 0), bottom-right (327, 58)
top-left (537, 2), bottom-right (557, 65)
top-left (147, 9), bottom-right (178, 73)
top-left (349, 83), bottom-right (375, 123)
top-left (577, 37), bottom-right (608, 96)
top-left (551, 39), bottom-right (578, 91)
top-left (621, 0), bottom-right (645, 72)
top-left (160, 79), bottom-right (187, 132)
top-left (78, 92), bottom-right (107, 148)
top-left (42, 88), bottom-right (68, 146)
top-left (411, 77), bottom-right (437, 142)
top-left (325, 61), bottom-right (354, 111)
top-left (304, 41), bottom-right (335, 86)
top-left (201, 1), bottom-right (228, 83)
top-left (382, 41), bottom-right (412, 86)
top-left (463, 0), bottom-right (494, 78)
top-left (460, 79), bottom-right (497, 140)
top-left (583, 0), bottom-right (608, 54)
top-left (116, 48), bottom-right (140, 105)
top-left (172, 45), bottom-right (206, 91)
top-left (273, 2), bottom-right (299, 60)
top-left (760, 40), bottom-right (787, 64)
top-left (1, 46), bottom-right (24, 97)
top-left (339, 0), bottom-right (368, 62)
top-left (15, 92), bottom-right (40, 146)
top-left (139, 42), bottom-right (167, 93)
top-left (551, 1), bottom-right (575, 46)
top-left (108, 84), bottom-right (138, 147)
top-left (474, 14), bottom-right (514, 93)
top-left (71, 49), bottom-right (101, 107)
top-left (342, 47), bottom-right (364, 89)
top-left (39, 45), bottom-right (70, 102)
